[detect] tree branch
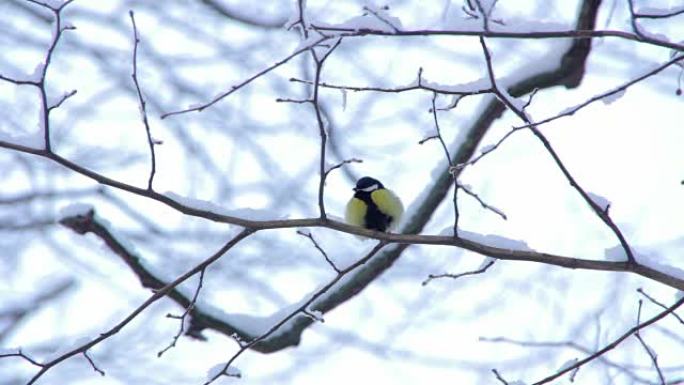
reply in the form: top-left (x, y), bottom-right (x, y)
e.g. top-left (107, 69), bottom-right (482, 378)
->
top-left (308, 25), bottom-right (684, 52)
top-left (26, 213), bottom-right (255, 385)
top-left (532, 296), bottom-right (684, 385)
top-left (160, 36), bottom-right (329, 119)
top-left (129, 11), bottom-right (157, 191)
top-left (479, 34), bottom-right (637, 264)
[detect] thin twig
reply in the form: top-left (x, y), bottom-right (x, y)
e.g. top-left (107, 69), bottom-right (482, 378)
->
top-left (293, 0), bottom-right (309, 38)
top-left (633, 6), bottom-right (684, 19)
top-left (459, 183), bottom-right (507, 220)
top-left (422, 258), bottom-right (495, 286)
top-left (451, 127), bottom-right (521, 172)
top-left (634, 300), bottom-right (666, 385)
top-left (82, 350), bottom-right (104, 376)
top-left (158, 268), bottom-right (207, 357)
top-left (472, 0), bottom-right (491, 31)
top-left (531, 296), bottom-right (684, 385)
top-left (0, 74), bottom-right (38, 86)
top-left (437, 94), bottom-right (465, 111)
top-left (482, 335), bottom-right (672, 385)
top-left (626, 0), bottom-right (646, 39)
top-left (429, 93), bottom-right (453, 166)
top-left (311, 37), bottom-right (343, 218)
top-left (297, 230), bottom-right (340, 273)
top-left (7, 0), bottom-right (76, 152)
top-left (522, 87), bottom-right (539, 111)
top-left (478, 35), bottom-right (636, 263)
top-left (418, 135), bottom-right (439, 144)
top-left (48, 89), bottom-right (77, 112)
top-left (430, 92), bottom-right (459, 234)
top-left (25, 224), bottom-right (254, 385)
top-left (275, 97), bottom-right (311, 104)
top-left (492, 369), bottom-right (509, 385)
top-left (129, 11), bottom-right (157, 191)
top-left (428, 93), bottom-right (507, 222)
top-left (362, 6), bottom-right (399, 32)
top-left (515, 55), bottom-right (684, 130)
top-left (161, 36), bottom-right (329, 119)
top-left (289, 77), bottom-right (493, 96)
top-left (323, 158), bottom-right (362, 179)
top-left (204, 241), bottom-right (387, 385)
top-left (637, 288), bottom-right (684, 324)
top-left (0, 349), bottom-right (44, 368)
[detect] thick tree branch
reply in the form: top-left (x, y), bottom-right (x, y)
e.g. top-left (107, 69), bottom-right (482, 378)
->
top-left (309, 25), bottom-right (684, 52)
top-left (58, 206), bottom-right (684, 362)
top-left (3, 139), bottom-right (682, 296)
top-left (27, 216), bottom-right (254, 385)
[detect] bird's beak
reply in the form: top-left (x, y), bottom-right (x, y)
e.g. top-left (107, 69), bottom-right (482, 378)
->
top-left (352, 187), bottom-right (358, 191)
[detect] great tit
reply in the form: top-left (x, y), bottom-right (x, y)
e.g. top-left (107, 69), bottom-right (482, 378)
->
top-left (345, 176), bottom-right (403, 232)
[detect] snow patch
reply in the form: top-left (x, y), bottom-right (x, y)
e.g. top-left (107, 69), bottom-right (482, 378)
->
top-left (558, 357), bottom-right (579, 371)
top-left (601, 89), bottom-right (626, 105)
top-left (479, 144), bottom-right (495, 154)
top-left (327, 214), bottom-right (345, 223)
top-left (637, 5), bottom-right (684, 17)
top-left (423, 77), bottom-right (491, 94)
top-left (637, 254), bottom-right (684, 282)
top-left (348, 8), bottom-right (401, 32)
top-left (440, 11), bottom-right (485, 31)
top-left (312, 6), bottom-right (402, 34)
top-left (198, 295), bottom-right (311, 337)
top-left (43, 0), bottom-right (66, 9)
top-left (164, 191), bottom-right (279, 221)
top-left (498, 86), bottom-right (528, 111)
top-left (284, 0), bottom-right (307, 32)
top-left (207, 363), bottom-right (241, 379)
top-left (305, 309), bottom-right (324, 322)
top-left (59, 203), bottom-right (94, 219)
top-left (587, 191), bottom-right (610, 211)
top-left (0, 123), bottom-right (45, 149)
top-left (478, 256), bottom-right (496, 270)
top-left (294, 34), bottom-right (325, 52)
top-left (46, 336), bottom-right (92, 361)
top-left (29, 62), bottom-right (45, 83)
top-left (443, 229), bottom-right (532, 251)
top-left (604, 245), bottom-right (627, 262)
top-left (493, 18), bottom-right (571, 33)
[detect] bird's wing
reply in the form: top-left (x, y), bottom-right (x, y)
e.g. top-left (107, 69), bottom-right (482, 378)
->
top-left (345, 197), bottom-right (367, 227)
top-left (371, 189), bottom-right (404, 229)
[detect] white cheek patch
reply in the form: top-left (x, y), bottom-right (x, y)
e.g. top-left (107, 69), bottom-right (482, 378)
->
top-left (359, 184), bottom-right (379, 192)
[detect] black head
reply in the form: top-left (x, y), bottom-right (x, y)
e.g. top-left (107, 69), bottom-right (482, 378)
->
top-left (353, 176), bottom-right (384, 193)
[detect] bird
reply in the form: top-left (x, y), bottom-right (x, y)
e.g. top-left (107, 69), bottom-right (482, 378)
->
top-left (345, 176), bottom-right (403, 232)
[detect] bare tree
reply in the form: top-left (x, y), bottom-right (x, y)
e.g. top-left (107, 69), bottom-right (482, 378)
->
top-left (1, 0), bottom-right (683, 384)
